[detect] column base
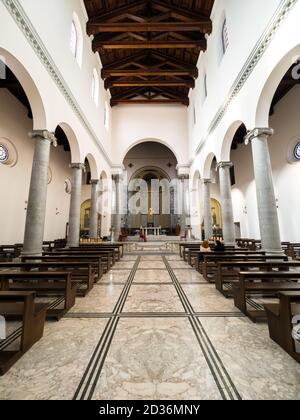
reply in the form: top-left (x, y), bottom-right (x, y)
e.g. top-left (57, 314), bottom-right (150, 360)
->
top-left (21, 251), bottom-right (43, 257)
top-left (263, 249), bottom-right (285, 256)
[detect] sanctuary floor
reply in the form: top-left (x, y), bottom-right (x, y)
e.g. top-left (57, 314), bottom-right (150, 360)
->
top-left (0, 247), bottom-right (300, 400)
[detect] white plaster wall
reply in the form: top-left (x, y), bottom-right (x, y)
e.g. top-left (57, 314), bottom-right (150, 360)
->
top-left (111, 104), bottom-right (189, 165)
top-left (0, 90), bottom-right (72, 243)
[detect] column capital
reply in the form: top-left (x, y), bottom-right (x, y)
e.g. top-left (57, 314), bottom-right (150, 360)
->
top-left (90, 179), bottom-right (99, 185)
top-left (202, 178), bottom-right (212, 185)
top-left (179, 175), bottom-right (189, 181)
top-left (244, 127), bottom-right (274, 145)
top-left (70, 163), bottom-right (86, 171)
top-left (29, 130), bottom-right (57, 146)
top-left (217, 161), bottom-right (233, 170)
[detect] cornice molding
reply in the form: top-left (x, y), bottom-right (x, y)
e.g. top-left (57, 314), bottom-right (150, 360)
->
top-left (195, 0), bottom-right (298, 156)
top-left (3, 0), bottom-right (112, 167)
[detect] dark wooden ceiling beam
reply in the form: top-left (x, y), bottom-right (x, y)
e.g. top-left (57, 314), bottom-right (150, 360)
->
top-left (111, 98), bottom-right (189, 106)
top-left (105, 79), bottom-right (195, 89)
top-left (88, 0), bottom-right (147, 25)
top-left (88, 21), bottom-right (212, 35)
top-left (93, 39), bottom-right (206, 51)
top-left (102, 68), bottom-right (198, 79)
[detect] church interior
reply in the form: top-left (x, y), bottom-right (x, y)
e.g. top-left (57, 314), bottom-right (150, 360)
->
top-left (0, 0), bottom-right (300, 401)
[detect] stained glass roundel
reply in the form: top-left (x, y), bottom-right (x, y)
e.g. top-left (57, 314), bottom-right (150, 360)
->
top-left (294, 142), bottom-right (300, 160)
top-left (0, 144), bottom-right (9, 162)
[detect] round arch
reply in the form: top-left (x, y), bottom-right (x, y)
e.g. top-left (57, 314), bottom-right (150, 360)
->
top-left (256, 44), bottom-right (300, 127)
top-left (85, 153), bottom-right (100, 180)
top-left (57, 122), bottom-right (82, 163)
top-left (129, 166), bottom-right (171, 183)
top-left (0, 47), bottom-right (47, 129)
top-left (220, 120), bottom-right (248, 162)
top-left (122, 138), bottom-right (179, 164)
top-left (202, 152), bottom-right (217, 179)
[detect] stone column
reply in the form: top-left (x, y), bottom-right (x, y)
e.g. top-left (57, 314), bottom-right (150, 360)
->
top-left (112, 175), bottom-right (122, 240)
top-left (180, 176), bottom-right (190, 231)
top-left (89, 180), bottom-right (99, 239)
top-left (22, 130), bottom-right (56, 256)
top-left (244, 128), bottom-right (282, 253)
top-left (202, 179), bottom-right (213, 240)
top-left (217, 162), bottom-right (235, 246)
top-left (67, 163), bottom-right (85, 248)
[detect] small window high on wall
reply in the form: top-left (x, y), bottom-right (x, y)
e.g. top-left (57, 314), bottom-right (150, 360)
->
top-left (70, 13), bottom-right (83, 67)
top-left (222, 19), bottom-right (229, 54)
top-left (104, 101), bottom-right (110, 131)
top-left (92, 69), bottom-right (99, 106)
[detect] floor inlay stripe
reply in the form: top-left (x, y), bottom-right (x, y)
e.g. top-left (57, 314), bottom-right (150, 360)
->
top-left (163, 256), bottom-right (242, 401)
top-left (73, 257), bottom-right (140, 400)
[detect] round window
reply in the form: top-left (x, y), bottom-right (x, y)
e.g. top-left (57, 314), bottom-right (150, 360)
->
top-left (0, 144), bottom-right (9, 163)
top-left (294, 142), bottom-right (300, 160)
top-left (64, 178), bottom-right (72, 194)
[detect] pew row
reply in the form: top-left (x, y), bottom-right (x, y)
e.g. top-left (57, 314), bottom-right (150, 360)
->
top-left (265, 292), bottom-right (300, 363)
top-left (0, 291), bottom-right (47, 375)
top-left (0, 261), bottom-right (97, 297)
top-left (215, 261), bottom-right (300, 297)
top-left (232, 271), bottom-right (300, 322)
top-left (202, 254), bottom-right (288, 282)
top-left (0, 271), bottom-right (76, 321)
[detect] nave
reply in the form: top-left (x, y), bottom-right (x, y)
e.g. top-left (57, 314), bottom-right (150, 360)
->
top-left (1, 247), bottom-right (299, 401)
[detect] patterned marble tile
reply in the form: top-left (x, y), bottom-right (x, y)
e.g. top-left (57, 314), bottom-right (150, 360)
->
top-left (112, 261), bottom-right (136, 270)
top-left (101, 270), bottom-right (131, 285)
top-left (140, 256), bottom-right (164, 262)
top-left (201, 317), bottom-right (300, 400)
top-left (0, 319), bottom-right (108, 400)
top-left (92, 318), bottom-right (222, 400)
top-left (70, 285), bottom-right (124, 314)
top-left (123, 285), bottom-right (185, 313)
top-left (134, 270), bottom-right (172, 284)
top-left (138, 261), bottom-right (166, 270)
top-left (181, 284), bottom-right (239, 313)
top-left (168, 261), bottom-right (192, 270)
top-left (173, 269), bottom-right (206, 284)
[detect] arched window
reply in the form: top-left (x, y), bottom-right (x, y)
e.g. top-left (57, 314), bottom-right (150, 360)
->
top-left (70, 21), bottom-right (78, 58)
top-left (70, 13), bottom-right (83, 66)
top-left (92, 69), bottom-right (99, 106)
top-left (104, 101), bottom-right (110, 130)
top-left (222, 19), bottom-right (229, 54)
top-left (204, 74), bottom-right (208, 100)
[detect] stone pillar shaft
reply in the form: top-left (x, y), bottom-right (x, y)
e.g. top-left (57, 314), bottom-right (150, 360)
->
top-left (89, 180), bottom-right (99, 239)
top-left (245, 128), bottom-right (281, 253)
top-left (23, 130), bottom-right (56, 256)
top-left (218, 162), bottom-right (235, 246)
top-left (67, 163), bottom-right (84, 247)
top-left (202, 179), bottom-right (213, 240)
top-left (112, 175), bottom-right (122, 240)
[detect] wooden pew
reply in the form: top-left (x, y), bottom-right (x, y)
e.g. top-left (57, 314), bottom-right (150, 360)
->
top-left (0, 271), bottom-right (76, 321)
top-left (232, 271), bottom-right (300, 322)
top-left (77, 243), bottom-right (124, 258)
top-left (265, 292), bottom-right (300, 363)
top-left (194, 251), bottom-right (266, 273)
top-left (69, 245), bottom-right (121, 262)
top-left (47, 251), bottom-right (114, 271)
top-left (0, 261), bottom-right (96, 297)
top-left (203, 254), bottom-right (288, 283)
top-left (0, 291), bottom-right (47, 375)
top-left (22, 255), bottom-right (104, 279)
top-left (216, 261), bottom-right (300, 297)
top-left (179, 242), bottom-right (202, 258)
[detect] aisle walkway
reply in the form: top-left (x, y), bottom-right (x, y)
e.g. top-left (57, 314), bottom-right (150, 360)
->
top-left (0, 250), bottom-right (300, 400)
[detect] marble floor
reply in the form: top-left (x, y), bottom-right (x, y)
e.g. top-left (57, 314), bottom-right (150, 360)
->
top-left (0, 247), bottom-right (300, 400)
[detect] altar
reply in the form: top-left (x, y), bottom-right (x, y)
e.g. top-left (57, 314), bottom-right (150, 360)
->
top-left (140, 226), bottom-right (162, 236)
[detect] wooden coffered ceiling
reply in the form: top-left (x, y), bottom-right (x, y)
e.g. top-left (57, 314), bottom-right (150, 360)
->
top-left (83, 0), bottom-right (215, 106)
